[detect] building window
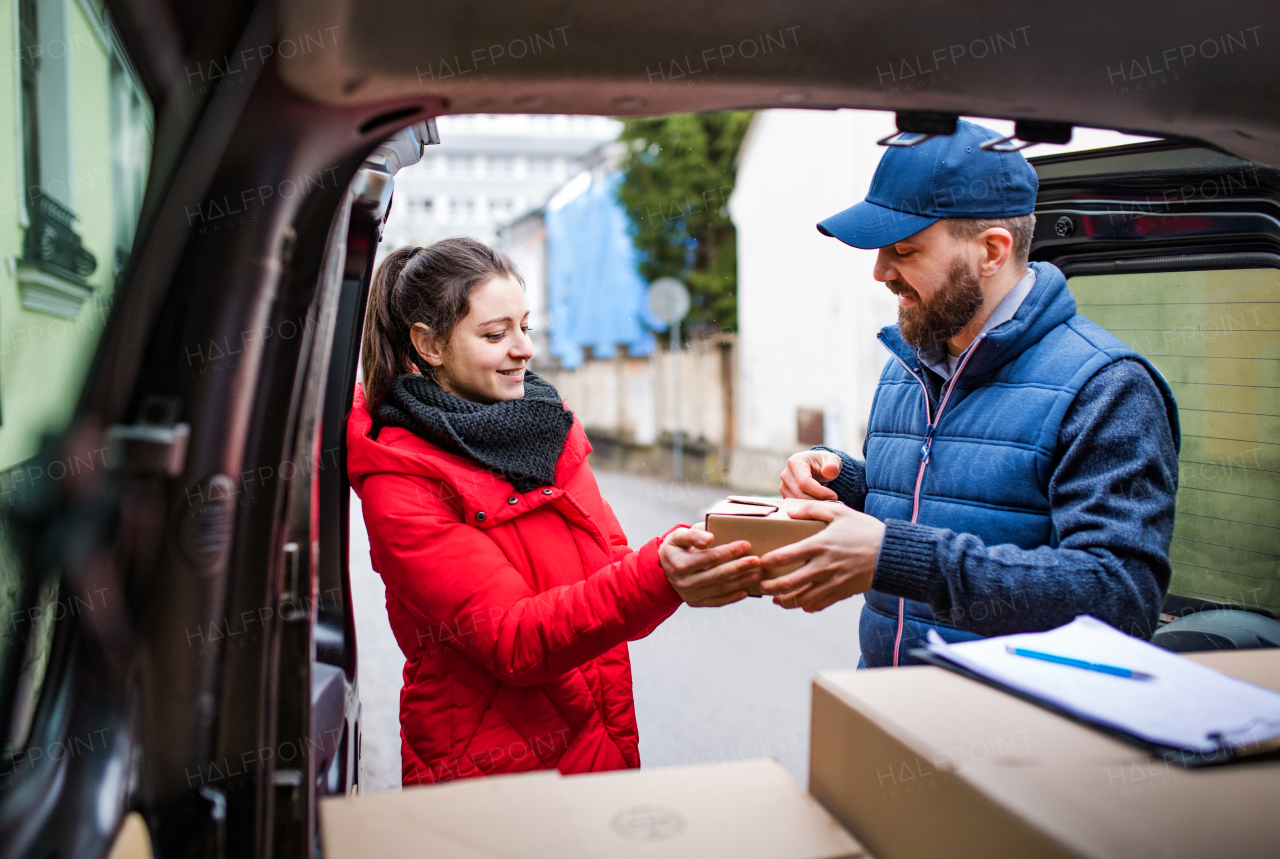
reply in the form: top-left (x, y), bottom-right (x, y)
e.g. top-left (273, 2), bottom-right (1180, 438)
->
top-left (18, 0), bottom-right (40, 209)
top-left (449, 154), bottom-right (477, 176)
top-left (797, 408), bottom-right (825, 446)
top-left (109, 56), bottom-right (150, 273)
top-left (447, 198), bottom-right (478, 221)
top-left (18, 0), bottom-right (98, 292)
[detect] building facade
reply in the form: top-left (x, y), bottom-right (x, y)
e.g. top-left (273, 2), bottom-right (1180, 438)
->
top-left (379, 113), bottom-right (621, 251)
top-left (0, 0), bottom-right (150, 472)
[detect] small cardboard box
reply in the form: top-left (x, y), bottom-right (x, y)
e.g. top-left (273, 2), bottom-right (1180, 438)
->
top-left (808, 650), bottom-right (1280, 859)
top-left (321, 759), bottom-right (866, 859)
top-left (705, 496), bottom-right (829, 594)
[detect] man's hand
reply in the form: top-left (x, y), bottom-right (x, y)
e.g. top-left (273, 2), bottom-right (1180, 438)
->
top-left (779, 450), bottom-right (843, 501)
top-left (758, 503), bottom-right (886, 612)
top-left (659, 528), bottom-right (761, 608)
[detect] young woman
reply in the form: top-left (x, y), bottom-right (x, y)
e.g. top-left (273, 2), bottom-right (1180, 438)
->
top-left (347, 238), bottom-right (760, 785)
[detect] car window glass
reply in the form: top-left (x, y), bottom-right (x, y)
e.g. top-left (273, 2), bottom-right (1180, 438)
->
top-left (1070, 268), bottom-right (1279, 616)
top-left (0, 1), bottom-right (152, 756)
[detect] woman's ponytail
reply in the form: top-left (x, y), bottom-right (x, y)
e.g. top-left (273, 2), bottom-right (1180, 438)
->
top-left (360, 239), bottom-right (522, 415)
top-left (361, 246), bottom-right (422, 415)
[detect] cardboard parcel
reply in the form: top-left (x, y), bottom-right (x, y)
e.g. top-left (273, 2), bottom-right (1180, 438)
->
top-left (704, 496), bottom-right (830, 595)
top-left (321, 758), bottom-right (865, 859)
top-left (808, 649), bottom-right (1280, 859)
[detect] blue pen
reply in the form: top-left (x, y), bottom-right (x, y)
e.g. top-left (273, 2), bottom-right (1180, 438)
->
top-left (1006, 646), bottom-right (1155, 681)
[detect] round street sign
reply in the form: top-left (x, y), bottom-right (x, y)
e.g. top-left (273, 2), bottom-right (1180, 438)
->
top-left (647, 278), bottom-right (691, 325)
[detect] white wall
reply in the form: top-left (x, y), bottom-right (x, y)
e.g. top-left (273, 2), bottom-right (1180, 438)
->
top-left (728, 109), bottom-right (900, 490)
top-left (546, 337), bottom-right (730, 452)
top-left (500, 210), bottom-right (550, 364)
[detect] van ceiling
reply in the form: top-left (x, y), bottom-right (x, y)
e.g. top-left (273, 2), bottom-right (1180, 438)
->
top-left (272, 0), bottom-right (1280, 167)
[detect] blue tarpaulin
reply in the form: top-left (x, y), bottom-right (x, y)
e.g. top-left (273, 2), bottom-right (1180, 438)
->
top-left (544, 173), bottom-right (663, 369)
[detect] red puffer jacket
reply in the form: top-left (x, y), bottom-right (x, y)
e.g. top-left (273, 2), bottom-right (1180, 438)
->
top-left (347, 384), bottom-right (682, 785)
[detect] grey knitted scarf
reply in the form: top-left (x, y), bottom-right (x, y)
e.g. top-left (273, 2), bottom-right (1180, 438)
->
top-left (372, 371), bottom-right (574, 492)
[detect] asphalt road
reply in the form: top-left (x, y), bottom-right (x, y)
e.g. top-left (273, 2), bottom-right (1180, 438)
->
top-left (596, 470), bottom-right (864, 787)
top-left (349, 469), bottom-right (864, 793)
top-left (348, 491), bottom-right (405, 794)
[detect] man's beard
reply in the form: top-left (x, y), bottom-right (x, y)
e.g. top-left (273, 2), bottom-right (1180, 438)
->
top-left (888, 257), bottom-right (985, 351)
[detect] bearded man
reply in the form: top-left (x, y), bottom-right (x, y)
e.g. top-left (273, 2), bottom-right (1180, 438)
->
top-left (760, 120), bottom-right (1181, 668)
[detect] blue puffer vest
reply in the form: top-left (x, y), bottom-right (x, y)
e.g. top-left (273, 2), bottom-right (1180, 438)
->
top-left (859, 261), bottom-right (1178, 667)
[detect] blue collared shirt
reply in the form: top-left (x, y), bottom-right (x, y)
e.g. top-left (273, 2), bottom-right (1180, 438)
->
top-left (919, 268), bottom-right (1037, 380)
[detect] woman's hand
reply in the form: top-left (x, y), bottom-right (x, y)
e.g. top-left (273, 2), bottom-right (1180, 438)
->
top-left (659, 528), bottom-right (761, 607)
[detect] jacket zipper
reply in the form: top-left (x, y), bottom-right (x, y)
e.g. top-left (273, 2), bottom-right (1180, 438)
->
top-left (877, 334), bottom-right (987, 666)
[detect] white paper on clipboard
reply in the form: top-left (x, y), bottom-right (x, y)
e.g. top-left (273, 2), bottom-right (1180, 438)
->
top-left (926, 615), bottom-right (1280, 754)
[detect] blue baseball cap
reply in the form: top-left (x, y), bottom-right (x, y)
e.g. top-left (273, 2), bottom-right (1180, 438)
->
top-left (817, 119), bottom-right (1039, 249)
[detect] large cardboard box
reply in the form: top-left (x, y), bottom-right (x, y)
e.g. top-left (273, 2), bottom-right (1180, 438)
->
top-left (322, 759), bottom-right (866, 859)
top-left (809, 649), bottom-right (1280, 859)
top-left (705, 496), bottom-right (829, 594)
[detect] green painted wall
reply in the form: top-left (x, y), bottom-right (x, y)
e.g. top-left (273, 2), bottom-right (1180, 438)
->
top-left (0, 0), bottom-right (149, 474)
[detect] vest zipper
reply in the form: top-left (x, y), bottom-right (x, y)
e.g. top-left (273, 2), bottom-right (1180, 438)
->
top-left (879, 334), bottom-right (987, 666)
